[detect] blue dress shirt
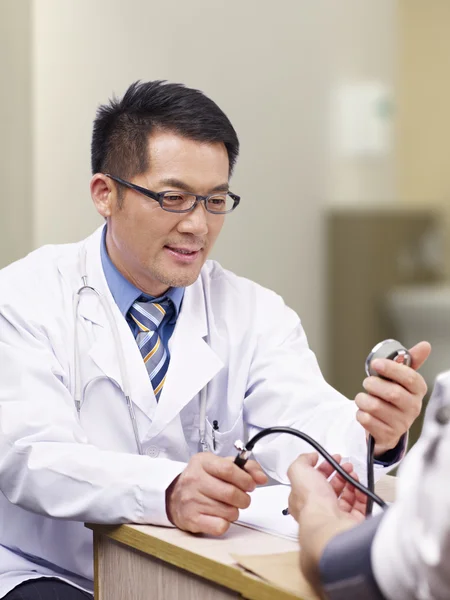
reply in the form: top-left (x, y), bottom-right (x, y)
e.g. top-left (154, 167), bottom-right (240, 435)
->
top-left (100, 229), bottom-right (184, 353)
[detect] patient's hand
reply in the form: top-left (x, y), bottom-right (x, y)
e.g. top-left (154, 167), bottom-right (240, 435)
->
top-left (287, 452), bottom-right (367, 595)
top-left (287, 452), bottom-right (367, 524)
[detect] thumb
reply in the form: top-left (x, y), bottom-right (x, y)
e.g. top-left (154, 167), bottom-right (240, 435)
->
top-left (287, 452), bottom-right (319, 486)
top-left (297, 452), bottom-right (320, 467)
top-left (243, 459), bottom-right (268, 485)
top-left (408, 341), bottom-right (431, 371)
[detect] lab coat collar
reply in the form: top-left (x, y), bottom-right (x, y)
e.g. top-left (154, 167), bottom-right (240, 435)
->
top-left (59, 226), bottom-right (157, 420)
top-left (59, 225), bottom-right (224, 431)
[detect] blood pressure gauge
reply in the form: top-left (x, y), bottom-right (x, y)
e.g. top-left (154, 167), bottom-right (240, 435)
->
top-left (365, 339), bottom-right (412, 377)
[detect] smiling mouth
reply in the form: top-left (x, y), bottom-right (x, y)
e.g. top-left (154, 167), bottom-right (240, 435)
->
top-left (164, 246), bottom-right (204, 264)
top-left (165, 246), bottom-right (202, 255)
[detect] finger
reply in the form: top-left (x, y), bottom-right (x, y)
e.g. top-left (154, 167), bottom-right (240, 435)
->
top-left (346, 484), bottom-right (369, 521)
top-left (316, 454), bottom-right (342, 479)
top-left (372, 340), bottom-right (431, 373)
top-left (355, 391), bottom-right (408, 426)
top-left (299, 452), bottom-right (320, 466)
top-left (353, 489), bottom-right (370, 512)
top-left (356, 409), bottom-right (399, 440)
top-left (339, 483), bottom-right (357, 508)
top-left (295, 452), bottom-right (320, 469)
top-left (288, 453), bottom-right (343, 509)
top-left (338, 471), bottom-right (366, 512)
top-left (287, 452), bottom-right (319, 487)
top-left (371, 341), bottom-right (430, 373)
top-left (338, 495), bottom-right (367, 522)
top-left (355, 391), bottom-right (420, 448)
top-left (338, 493), bottom-right (355, 513)
top-left (287, 452), bottom-right (340, 503)
top-left (354, 488), bottom-right (369, 507)
top-left (328, 462), bottom-right (354, 497)
top-left (361, 378), bottom-right (415, 411)
top-left (205, 456), bottom-right (257, 492)
top-left (341, 470), bottom-right (367, 505)
top-left (200, 476), bottom-right (252, 509)
top-left (190, 514), bottom-right (231, 536)
top-left (370, 344), bottom-right (430, 394)
top-left (408, 341), bottom-right (432, 371)
top-left (241, 459), bottom-right (269, 485)
top-left (198, 494), bottom-right (240, 523)
top-left (369, 360), bottom-right (425, 395)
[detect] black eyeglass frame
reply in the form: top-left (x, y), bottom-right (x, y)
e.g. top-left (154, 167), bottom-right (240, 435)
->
top-left (105, 174), bottom-right (240, 214)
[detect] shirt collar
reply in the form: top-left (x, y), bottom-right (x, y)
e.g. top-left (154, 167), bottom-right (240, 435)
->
top-left (100, 227), bottom-right (184, 320)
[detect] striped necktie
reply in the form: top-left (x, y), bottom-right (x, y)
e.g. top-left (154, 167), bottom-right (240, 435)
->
top-left (128, 298), bottom-right (172, 401)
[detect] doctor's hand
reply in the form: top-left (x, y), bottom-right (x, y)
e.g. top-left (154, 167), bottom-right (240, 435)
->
top-left (165, 453), bottom-right (268, 536)
top-left (355, 341), bottom-right (431, 457)
top-left (287, 452), bottom-right (366, 596)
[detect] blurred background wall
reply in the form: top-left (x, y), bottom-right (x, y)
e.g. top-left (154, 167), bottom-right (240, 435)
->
top-left (1, 1), bottom-right (449, 420)
top-left (397, 0), bottom-right (450, 208)
top-left (0, 0), bottom-right (398, 369)
top-left (0, 0), bottom-right (32, 265)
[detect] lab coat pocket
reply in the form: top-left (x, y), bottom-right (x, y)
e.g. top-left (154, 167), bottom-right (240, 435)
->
top-left (205, 409), bottom-right (245, 456)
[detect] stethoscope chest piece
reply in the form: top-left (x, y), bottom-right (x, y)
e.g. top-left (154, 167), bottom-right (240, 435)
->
top-left (365, 339), bottom-right (412, 377)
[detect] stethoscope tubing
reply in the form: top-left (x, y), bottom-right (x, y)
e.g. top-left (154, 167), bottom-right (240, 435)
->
top-left (235, 426), bottom-right (387, 512)
top-left (73, 245), bottom-right (210, 456)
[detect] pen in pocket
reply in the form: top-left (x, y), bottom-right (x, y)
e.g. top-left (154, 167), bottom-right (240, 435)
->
top-left (212, 420), bottom-right (219, 451)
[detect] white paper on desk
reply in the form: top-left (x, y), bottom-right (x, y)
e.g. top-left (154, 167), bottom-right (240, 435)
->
top-left (237, 484), bottom-right (299, 541)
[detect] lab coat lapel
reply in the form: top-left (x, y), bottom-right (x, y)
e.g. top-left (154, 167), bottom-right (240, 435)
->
top-left (87, 316), bottom-right (156, 421)
top-left (60, 227), bottom-right (156, 419)
top-left (148, 275), bottom-right (224, 439)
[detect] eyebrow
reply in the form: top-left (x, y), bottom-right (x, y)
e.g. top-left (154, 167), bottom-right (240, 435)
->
top-left (158, 178), bottom-right (229, 193)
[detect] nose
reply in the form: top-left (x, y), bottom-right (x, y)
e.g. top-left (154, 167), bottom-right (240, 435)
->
top-left (177, 201), bottom-right (209, 236)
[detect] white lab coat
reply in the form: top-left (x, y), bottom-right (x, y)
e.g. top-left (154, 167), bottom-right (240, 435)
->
top-left (372, 370), bottom-right (450, 600)
top-left (0, 225), bottom-right (388, 596)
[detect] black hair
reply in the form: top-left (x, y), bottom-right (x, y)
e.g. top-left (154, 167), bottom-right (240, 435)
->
top-left (91, 80), bottom-right (239, 181)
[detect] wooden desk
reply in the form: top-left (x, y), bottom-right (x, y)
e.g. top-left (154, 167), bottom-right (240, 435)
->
top-left (87, 476), bottom-right (396, 600)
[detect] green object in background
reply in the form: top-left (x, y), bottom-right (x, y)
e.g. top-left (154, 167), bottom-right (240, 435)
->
top-left (376, 96), bottom-right (394, 119)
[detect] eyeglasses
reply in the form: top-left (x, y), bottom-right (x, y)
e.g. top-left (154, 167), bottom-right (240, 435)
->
top-left (105, 174), bottom-right (240, 214)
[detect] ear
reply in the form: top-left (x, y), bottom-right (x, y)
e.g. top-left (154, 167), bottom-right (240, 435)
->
top-left (90, 174), bottom-right (116, 217)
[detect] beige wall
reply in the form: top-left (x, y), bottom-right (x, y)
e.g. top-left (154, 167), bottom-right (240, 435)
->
top-left (0, 1), bottom-right (398, 368)
top-left (31, 0), bottom-right (336, 362)
top-left (327, 0), bottom-right (397, 205)
top-left (0, 0), bottom-right (32, 266)
top-left (397, 0), bottom-right (450, 205)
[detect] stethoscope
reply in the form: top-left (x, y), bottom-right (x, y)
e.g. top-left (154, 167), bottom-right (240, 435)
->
top-left (72, 245), bottom-right (210, 457)
top-left (234, 339), bottom-right (412, 516)
top-left (73, 244), bottom-right (410, 513)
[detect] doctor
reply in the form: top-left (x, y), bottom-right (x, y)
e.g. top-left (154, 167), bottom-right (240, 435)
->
top-left (287, 370), bottom-right (450, 600)
top-left (0, 80), bottom-right (429, 599)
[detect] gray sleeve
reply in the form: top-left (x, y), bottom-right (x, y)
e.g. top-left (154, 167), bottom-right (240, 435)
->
top-left (318, 513), bottom-right (387, 600)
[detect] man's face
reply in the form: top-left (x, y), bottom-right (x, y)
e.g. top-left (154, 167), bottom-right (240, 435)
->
top-left (94, 131), bottom-right (229, 296)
